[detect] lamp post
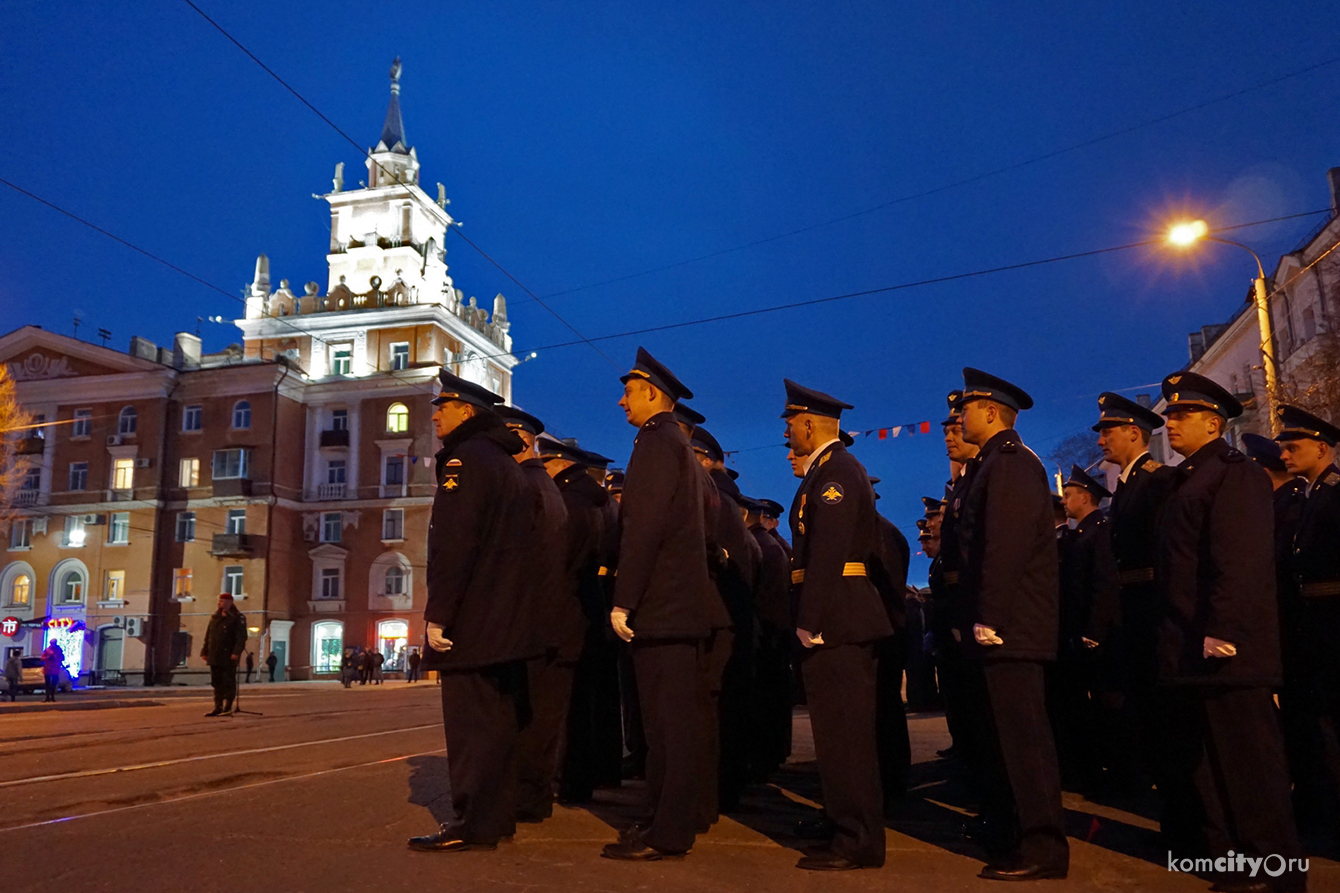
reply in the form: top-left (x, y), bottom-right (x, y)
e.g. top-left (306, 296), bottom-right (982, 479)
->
top-left (1167, 220), bottom-right (1280, 434)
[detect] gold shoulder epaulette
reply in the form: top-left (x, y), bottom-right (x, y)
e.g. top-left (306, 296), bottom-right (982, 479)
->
top-left (1142, 459), bottom-right (1161, 472)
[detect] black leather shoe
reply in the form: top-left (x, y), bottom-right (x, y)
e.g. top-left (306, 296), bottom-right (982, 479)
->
top-left (618, 823), bottom-right (649, 843)
top-left (796, 853), bottom-right (865, 871)
top-left (204, 709), bottom-right (224, 717)
top-left (407, 825), bottom-right (497, 853)
top-left (601, 841), bottom-right (686, 861)
top-left (793, 815), bottom-right (837, 840)
top-left (978, 861), bottom-right (1067, 881)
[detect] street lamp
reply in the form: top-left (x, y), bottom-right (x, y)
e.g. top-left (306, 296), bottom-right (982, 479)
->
top-left (1166, 219), bottom-right (1279, 433)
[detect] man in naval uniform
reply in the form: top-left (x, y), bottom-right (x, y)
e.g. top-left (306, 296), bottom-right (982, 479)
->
top-left (954, 368), bottom-right (1067, 881)
top-left (782, 379), bottom-right (890, 870)
top-left (409, 370), bottom-right (536, 854)
top-left (601, 348), bottom-right (727, 861)
top-left (1155, 374), bottom-right (1303, 891)
top-left (1276, 404), bottom-right (1340, 845)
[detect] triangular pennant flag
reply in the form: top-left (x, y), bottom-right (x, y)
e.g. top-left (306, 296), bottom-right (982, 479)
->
top-left (847, 430), bottom-right (860, 438)
top-left (906, 423), bottom-right (916, 436)
top-left (920, 421), bottom-right (931, 434)
top-left (878, 428), bottom-right (888, 440)
top-left (890, 426), bottom-right (902, 438)
top-left (410, 456), bottom-right (419, 465)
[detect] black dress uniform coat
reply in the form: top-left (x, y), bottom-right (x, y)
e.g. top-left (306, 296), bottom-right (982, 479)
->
top-left (932, 467), bottom-right (975, 760)
top-left (1153, 438), bottom-right (1302, 875)
top-left (423, 414), bottom-right (537, 671)
top-left (749, 521), bottom-right (793, 775)
top-left (203, 605), bottom-right (247, 710)
top-left (954, 427), bottom-right (1067, 870)
top-left (873, 512), bottom-right (911, 805)
top-left (789, 441), bottom-right (889, 866)
top-left (614, 410), bottom-right (720, 854)
top-left (1108, 453), bottom-right (1177, 687)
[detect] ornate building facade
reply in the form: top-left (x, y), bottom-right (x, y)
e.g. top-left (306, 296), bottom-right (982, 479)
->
top-left (1, 60), bottom-right (519, 683)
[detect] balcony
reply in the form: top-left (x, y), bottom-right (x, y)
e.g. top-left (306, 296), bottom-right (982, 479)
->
top-left (16, 437), bottom-right (45, 455)
top-left (317, 483), bottom-right (347, 500)
top-left (212, 478), bottom-right (252, 498)
top-left (15, 489), bottom-right (40, 507)
top-left (211, 533), bottom-right (254, 557)
top-left (319, 429), bottom-right (350, 448)
top-left (108, 488), bottom-right (134, 502)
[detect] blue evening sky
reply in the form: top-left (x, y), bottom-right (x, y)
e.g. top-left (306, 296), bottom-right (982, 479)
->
top-left (3, 1), bottom-right (1338, 582)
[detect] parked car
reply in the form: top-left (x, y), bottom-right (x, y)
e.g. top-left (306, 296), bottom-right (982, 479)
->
top-left (17, 657), bottom-right (73, 693)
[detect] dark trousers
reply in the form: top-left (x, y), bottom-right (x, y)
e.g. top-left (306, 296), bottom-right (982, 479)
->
top-left (516, 651), bottom-right (575, 820)
top-left (440, 660), bottom-right (528, 844)
top-left (697, 628), bottom-right (732, 828)
top-left (618, 645), bottom-right (648, 772)
top-left (634, 639), bottom-right (706, 854)
top-left (750, 627), bottom-right (794, 778)
top-left (980, 660), bottom-right (1069, 869)
top-left (209, 663), bottom-right (237, 709)
top-left (43, 673), bottom-right (57, 701)
top-left (1162, 686), bottom-right (1304, 885)
top-left (801, 642), bottom-right (886, 867)
top-left (875, 631), bottom-right (911, 804)
top-left (562, 632), bottom-right (624, 800)
top-left (1045, 653), bottom-right (1101, 791)
top-left (935, 636), bottom-right (971, 752)
top-left (267, 667), bottom-right (276, 683)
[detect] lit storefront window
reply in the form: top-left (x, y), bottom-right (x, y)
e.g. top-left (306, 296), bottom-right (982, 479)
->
top-left (313, 621), bottom-right (343, 673)
top-left (378, 620), bottom-right (408, 671)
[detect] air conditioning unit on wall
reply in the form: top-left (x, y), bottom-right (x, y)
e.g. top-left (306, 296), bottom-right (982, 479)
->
top-left (125, 617), bottom-right (146, 638)
top-left (107, 435), bottom-right (122, 446)
top-left (134, 458), bottom-right (152, 468)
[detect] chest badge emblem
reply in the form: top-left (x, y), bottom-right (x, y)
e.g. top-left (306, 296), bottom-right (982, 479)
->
top-left (443, 475), bottom-right (459, 491)
top-left (821, 483), bottom-right (844, 505)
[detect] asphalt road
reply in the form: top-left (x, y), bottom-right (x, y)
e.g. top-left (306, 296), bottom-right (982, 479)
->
top-left (1, 683), bottom-right (1335, 892)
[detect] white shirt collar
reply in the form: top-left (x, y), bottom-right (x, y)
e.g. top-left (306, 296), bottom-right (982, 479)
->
top-left (1118, 452), bottom-right (1148, 484)
top-left (802, 438), bottom-right (842, 476)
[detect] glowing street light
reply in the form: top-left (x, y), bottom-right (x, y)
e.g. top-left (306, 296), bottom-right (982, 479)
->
top-left (1166, 219), bottom-right (1279, 433)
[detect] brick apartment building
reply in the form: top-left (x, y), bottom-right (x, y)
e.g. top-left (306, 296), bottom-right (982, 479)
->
top-left (1, 60), bottom-right (519, 683)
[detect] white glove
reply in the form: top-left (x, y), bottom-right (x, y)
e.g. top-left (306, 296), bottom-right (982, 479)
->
top-left (426, 622), bottom-right (453, 652)
top-left (796, 628), bottom-right (824, 649)
top-left (973, 624), bottom-right (1004, 646)
top-left (611, 608), bottom-right (635, 643)
top-left (1203, 636), bottom-right (1237, 659)
top-left (1081, 637), bottom-right (1099, 649)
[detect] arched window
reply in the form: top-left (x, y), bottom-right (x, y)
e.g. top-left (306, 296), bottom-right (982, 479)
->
top-left (386, 402), bottom-right (408, 433)
top-left (10, 573), bottom-right (31, 606)
top-left (385, 566), bottom-right (406, 596)
top-left (118, 406), bottom-right (137, 436)
top-left (55, 564), bottom-right (87, 605)
top-left (312, 621), bottom-right (343, 673)
top-left (232, 400), bottom-right (252, 430)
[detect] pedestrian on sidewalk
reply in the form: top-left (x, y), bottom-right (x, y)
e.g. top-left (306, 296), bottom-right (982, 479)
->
top-left (40, 640), bottom-right (64, 702)
top-left (4, 652), bottom-right (20, 702)
top-left (266, 651), bottom-right (278, 683)
top-left (244, 650), bottom-right (255, 684)
top-left (373, 650), bottom-right (385, 684)
top-left (340, 649), bottom-right (355, 688)
top-left (201, 593), bottom-right (247, 716)
top-left (407, 648), bottom-right (421, 682)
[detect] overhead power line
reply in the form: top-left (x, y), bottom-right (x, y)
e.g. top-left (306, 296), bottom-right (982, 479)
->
top-left (180, 0), bottom-right (620, 371)
top-left (529, 55), bottom-right (1340, 303)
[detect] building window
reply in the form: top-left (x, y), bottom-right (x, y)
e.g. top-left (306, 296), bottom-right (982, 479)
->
top-left (225, 509), bottom-right (246, 536)
top-left (105, 570), bottom-right (125, 602)
top-left (386, 403), bottom-right (409, 433)
top-left (57, 566), bottom-right (86, 604)
top-left (173, 568), bottom-right (192, 600)
top-left (385, 456), bottom-right (405, 486)
top-left (21, 467), bottom-right (40, 492)
top-left (378, 619), bottom-right (409, 669)
top-left (180, 457), bottom-right (199, 487)
top-left (9, 521), bottom-right (32, 550)
top-left (112, 458), bottom-right (134, 493)
top-left (319, 567), bottom-right (341, 599)
top-left (331, 408), bottom-right (348, 431)
top-left (64, 516), bottom-right (87, 548)
top-left (176, 512), bottom-right (196, 543)
top-left (385, 566), bottom-right (406, 597)
top-left (183, 405), bottom-right (203, 432)
top-left (72, 409), bottom-right (92, 438)
top-left (68, 462), bottom-right (88, 491)
top-left (232, 400), bottom-right (252, 430)
top-left (331, 345), bottom-right (352, 376)
top-left (1302, 306), bottom-right (1317, 342)
top-left (9, 573), bottom-right (31, 606)
top-left (382, 508), bottom-right (404, 541)
top-left (108, 512), bottom-right (130, 545)
top-left (223, 565), bottom-right (244, 598)
top-left (118, 406), bottom-right (138, 436)
top-left (327, 460), bottom-right (347, 485)
top-left (212, 448), bottom-right (249, 480)
top-left (312, 621), bottom-right (343, 672)
top-left (390, 342), bottom-right (410, 370)
top-left (321, 512), bottom-right (342, 544)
